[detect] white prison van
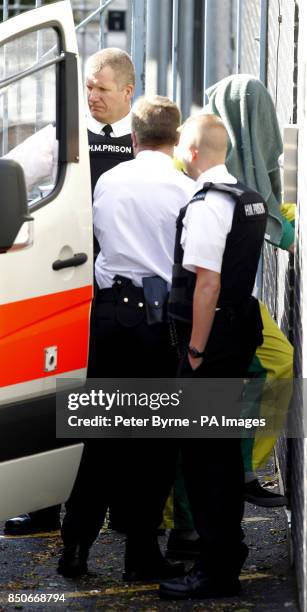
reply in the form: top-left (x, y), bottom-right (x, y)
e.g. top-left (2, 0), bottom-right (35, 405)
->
top-left (0, 1), bottom-right (92, 519)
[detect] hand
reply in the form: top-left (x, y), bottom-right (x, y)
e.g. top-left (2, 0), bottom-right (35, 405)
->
top-left (188, 354), bottom-right (203, 370)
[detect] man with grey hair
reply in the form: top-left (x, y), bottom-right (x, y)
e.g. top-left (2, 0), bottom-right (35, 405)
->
top-left (86, 47), bottom-right (135, 196)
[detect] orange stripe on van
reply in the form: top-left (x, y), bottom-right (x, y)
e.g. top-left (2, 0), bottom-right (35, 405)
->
top-left (0, 286), bottom-right (92, 387)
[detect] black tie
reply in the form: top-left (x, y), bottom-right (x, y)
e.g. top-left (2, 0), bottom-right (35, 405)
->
top-left (101, 124), bottom-right (113, 137)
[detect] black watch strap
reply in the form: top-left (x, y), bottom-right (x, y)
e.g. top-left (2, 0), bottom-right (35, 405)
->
top-left (188, 345), bottom-right (205, 359)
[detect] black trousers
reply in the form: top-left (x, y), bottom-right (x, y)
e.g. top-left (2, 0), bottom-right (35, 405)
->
top-left (62, 285), bottom-right (178, 560)
top-left (87, 285), bottom-right (177, 378)
top-left (171, 299), bottom-right (263, 579)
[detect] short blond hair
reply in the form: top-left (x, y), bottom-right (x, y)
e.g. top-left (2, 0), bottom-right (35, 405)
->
top-left (85, 48), bottom-right (135, 89)
top-left (180, 113), bottom-right (228, 158)
top-left (132, 96), bottom-right (181, 146)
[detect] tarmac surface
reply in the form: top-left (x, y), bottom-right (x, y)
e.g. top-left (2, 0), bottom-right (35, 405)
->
top-left (0, 471), bottom-right (299, 612)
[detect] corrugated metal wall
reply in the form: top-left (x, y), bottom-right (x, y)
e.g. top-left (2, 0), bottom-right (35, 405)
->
top-left (265, 0), bottom-right (296, 499)
top-left (265, 0), bottom-right (295, 332)
top-left (239, 0), bottom-right (295, 333)
top-left (239, 1), bottom-right (295, 476)
top-left (293, 1), bottom-right (307, 608)
top-left (237, 2), bottom-right (307, 609)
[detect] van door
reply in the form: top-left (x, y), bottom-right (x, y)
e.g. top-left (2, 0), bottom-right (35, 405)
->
top-left (0, 2), bottom-right (92, 519)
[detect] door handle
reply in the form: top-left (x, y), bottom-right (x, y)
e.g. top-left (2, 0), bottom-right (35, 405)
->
top-left (52, 252), bottom-right (88, 271)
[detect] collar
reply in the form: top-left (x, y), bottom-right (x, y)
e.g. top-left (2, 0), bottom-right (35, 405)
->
top-left (87, 111), bottom-right (132, 136)
top-left (194, 164), bottom-right (237, 192)
top-left (136, 150), bottom-right (174, 165)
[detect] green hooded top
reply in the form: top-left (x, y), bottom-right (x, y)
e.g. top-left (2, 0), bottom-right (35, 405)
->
top-left (206, 74), bottom-right (294, 249)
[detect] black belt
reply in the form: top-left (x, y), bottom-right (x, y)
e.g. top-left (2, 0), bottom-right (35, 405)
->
top-left (96, 285), bottom-right (145, 305)
top-left (96, 278), bottom-right (146, 327)
top-left (96, 275), bottom-right (168, 326)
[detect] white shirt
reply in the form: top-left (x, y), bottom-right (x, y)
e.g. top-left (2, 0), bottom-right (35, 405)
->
top-left (93, 150), bottom-right (194, 289)
top-left (182, 164), bottom-right (237, 274)
top-left (4, 124), bottom-right (58, 191)
top-left (87, 112), bottom-right (131, 137)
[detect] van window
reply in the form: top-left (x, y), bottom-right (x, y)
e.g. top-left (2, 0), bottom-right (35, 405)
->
top-left (0, 27), bottom-right (60, 204)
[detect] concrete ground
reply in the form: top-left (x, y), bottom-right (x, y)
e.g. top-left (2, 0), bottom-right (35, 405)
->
top-left (0, 471), bottom-right (298, 612)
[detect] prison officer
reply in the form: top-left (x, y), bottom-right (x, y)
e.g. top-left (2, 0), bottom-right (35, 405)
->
top-left (57, 96), bottom-right (194, 580)
top-left (86, 47), bottom-right (135, 260)
top-left (159, 114), bottom-right (267, 600)
top-left (86, 47), bottom-right (134, 193)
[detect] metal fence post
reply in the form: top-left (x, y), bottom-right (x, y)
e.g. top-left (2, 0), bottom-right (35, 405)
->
top-left (236, 0), bottom-right (242, 73)
top-left (35, 0), bottom-right (43, 130)
top-left (179, 0), bottom-right (194, 119)
top-left (259, 0), bottom-right (268, 84)
top-left (171, 0), bottom-right (179, 101)
top-left (157, 0), bottom-right (171, 96)
top-left (146, 0), bottom-right (159, 60)
top-left (131, 0), bottom-right (147, 98)
top-left (2, 0), bottom-right (8, 20)
top-left (126, 0), bottom-right (132, 53)
top-left (203, 0), bottom-right (214, 106)
top-left (99, 0), bottom-right (106, 50)
top-left (2, 0), bottom-right (9, 154)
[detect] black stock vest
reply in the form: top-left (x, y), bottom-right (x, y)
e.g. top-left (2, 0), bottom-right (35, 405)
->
top-left (168, 181), bottom-right (268, 323)
top-left (88, 130), bottom-right (134, 195)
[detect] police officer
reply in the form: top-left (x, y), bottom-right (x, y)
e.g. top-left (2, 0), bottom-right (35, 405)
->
top-left (4, 47), bottom-right (135, 537)
top-left (159, 114), bottom-right (267, 600)
top-left (57, 96), bottom-right (194, 580)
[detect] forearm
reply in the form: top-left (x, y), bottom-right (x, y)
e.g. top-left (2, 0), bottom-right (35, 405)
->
top-left (189, 270), bottom-right (220, 352)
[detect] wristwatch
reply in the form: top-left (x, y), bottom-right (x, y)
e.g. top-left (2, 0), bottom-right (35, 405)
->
top-left (188, 345), bottom-right (205, 359)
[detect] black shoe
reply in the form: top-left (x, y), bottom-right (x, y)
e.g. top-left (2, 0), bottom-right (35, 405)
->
top-left (166, 532), bottom-right (201, 560)
top-left (57, 545), bottom-right (89, 578)
top-left (108, 521), bottom-right (127, 533)
top-left (159, 568), bottom-right (241, 600)
top-left (244, 479), bottom-right (287, 507)
top-left (123, 559), bottom-right (185, 582)
top-left (4, 514), bottom-right (61, 536)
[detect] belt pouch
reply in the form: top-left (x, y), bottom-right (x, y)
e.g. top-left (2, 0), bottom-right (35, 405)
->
top-left (142, 276), bottom-right (168, 325)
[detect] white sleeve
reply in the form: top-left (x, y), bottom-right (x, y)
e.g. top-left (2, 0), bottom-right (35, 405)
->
top-left (181, 194), bottom-right (234, 273)
top-left (4, 124), bottom-right (57, 190)
top-left (93, 178), bottom-right (108, 242)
